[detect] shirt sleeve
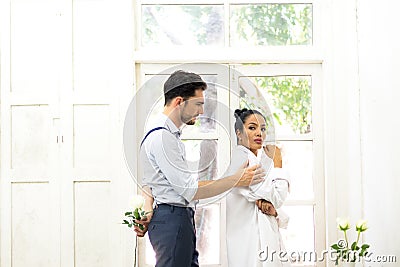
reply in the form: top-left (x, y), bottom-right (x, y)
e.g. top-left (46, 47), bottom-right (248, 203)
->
top-left (149, 131), bottom-right (198, 202)
top-left (240, 167), bottom-right (290, 208)
top-left (238, 152), bottom-right (290, 207)
top-left (226, 147), bottom-right (290, 207)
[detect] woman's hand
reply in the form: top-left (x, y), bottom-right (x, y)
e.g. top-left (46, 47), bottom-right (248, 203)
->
top-left (264, 145), bottom-right (282, 168)
top-left (256, 199), bottom-right (277, 217)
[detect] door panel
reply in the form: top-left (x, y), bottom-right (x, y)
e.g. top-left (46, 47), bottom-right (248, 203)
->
top-left (11, 182), bottom-right (58, 267)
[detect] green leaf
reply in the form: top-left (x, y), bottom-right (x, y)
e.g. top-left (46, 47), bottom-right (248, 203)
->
top-left (361, 244), bottom-right (370, 249)
top-left (134, 209), bottom-right (140, 220)
top-left (351, 242), bottom-right (358, 250)
top-left (125, 212), bottom-right (132, 216)
top-left (331, 244), bottom-right (340, 250)
top-left (122, 220), bottom-right (129, 224)
top-left (273, 113), bottom-right (282, 125)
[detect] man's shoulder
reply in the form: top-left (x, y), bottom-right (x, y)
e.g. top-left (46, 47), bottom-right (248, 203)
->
top-left (145, 114), bottom-right (168, 131)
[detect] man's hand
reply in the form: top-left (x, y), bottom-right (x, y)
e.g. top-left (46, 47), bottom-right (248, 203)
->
top-left (256, 199), bottom-right (277, 217)
top-left (133, 212), bottom-right (153, 237)
top-left (264, 145), bottom-right (282, 168)
top-left (234, 160), bottom-right (265, 187)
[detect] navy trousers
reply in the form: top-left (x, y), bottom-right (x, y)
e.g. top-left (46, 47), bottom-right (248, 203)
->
top-left (148, 204), bottom-right (199, 267)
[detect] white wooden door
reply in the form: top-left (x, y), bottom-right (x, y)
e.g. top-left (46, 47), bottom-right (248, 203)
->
top-left (0, 0), bottom-right (133, 266)
top-left (0, 0), bottom-right (62, 266)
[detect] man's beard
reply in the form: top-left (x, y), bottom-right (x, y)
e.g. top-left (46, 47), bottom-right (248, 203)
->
top-left (186, 118), bottom-right (196, 125)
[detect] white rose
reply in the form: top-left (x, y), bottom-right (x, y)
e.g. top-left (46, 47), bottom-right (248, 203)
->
top-left (132, 195), bottom-right (145, 210)
top-left (356, 219), bottom-right (368, 232)
top-left (337, 218), bottom-right (350, 231)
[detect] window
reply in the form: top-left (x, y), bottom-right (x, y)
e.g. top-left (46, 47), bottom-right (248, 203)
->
top-left (134, 1), bottom-right (324, 267)
top-left (138, 2), bottom-right (313, 48)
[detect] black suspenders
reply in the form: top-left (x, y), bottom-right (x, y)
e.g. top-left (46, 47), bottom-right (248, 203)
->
top-left (140, 127), bottom-right (168, 148)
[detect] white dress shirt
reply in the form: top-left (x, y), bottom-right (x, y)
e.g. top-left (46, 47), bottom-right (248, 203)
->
top-left (140, 114), bottom-right (198, 207)
top-left (225, 145), bottom-right (291, 267)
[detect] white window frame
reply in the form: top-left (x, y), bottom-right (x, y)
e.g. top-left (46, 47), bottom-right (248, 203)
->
top-left (133, 0), bottom-right (324, 63)
top-left (231, 63), bottom-right (325, 267)
top-left (132, 1), bottom-right (330, 266)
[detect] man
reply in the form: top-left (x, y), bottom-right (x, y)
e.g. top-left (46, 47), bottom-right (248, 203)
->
top-left (135, 70), bottom-right (264, 267)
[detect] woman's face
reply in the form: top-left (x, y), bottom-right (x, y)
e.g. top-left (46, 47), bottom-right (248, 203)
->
top-left (237, 114), bottom-right (266, 155)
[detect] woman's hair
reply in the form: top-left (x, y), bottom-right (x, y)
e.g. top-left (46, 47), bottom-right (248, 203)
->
top-left (234, 108), bottom-right (266, 137)
top-left (163, 70), bottom-right (207, 106)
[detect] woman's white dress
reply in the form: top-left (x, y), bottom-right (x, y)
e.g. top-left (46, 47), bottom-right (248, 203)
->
top-left (225, 145), bottom-right (290, 267)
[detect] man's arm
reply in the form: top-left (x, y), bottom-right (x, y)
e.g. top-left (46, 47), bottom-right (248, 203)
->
top-left (133, 186), bottom-right (154, 237)
top-left (193, 161), bottom-right (264, 200)
top-left (151, 133), bottom-right (265, 202)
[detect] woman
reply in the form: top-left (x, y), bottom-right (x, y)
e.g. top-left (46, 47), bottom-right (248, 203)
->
top-left (225, 108), bottom-right (290, 267)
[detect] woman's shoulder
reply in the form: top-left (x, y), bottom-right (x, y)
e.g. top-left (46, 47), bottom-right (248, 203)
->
top-left (232, 145), bottom-right (251, 155)
top-left (227, 146), bottom-right (250, 172)
top-left (231, 146), bottom-right (251, 160)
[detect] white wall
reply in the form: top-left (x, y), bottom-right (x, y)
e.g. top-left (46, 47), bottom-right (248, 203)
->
top-left (326, 0), bottom-right (400, 265)
top-left (358, 0), bottom-right (400, 264)
top-left (327, 0), bottom-right (400, 265)
top-left (325, 0), bottom-right (364, 253)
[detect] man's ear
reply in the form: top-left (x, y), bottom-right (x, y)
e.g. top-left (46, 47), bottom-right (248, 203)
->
top-left (176, 97), bottom-right (183, 105)
top-left (172, 97), bottom-right (183, 107)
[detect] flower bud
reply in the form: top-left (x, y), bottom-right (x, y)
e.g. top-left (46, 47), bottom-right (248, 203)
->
top-left (337, 218), bottom-right (350, 231)
top-left (356, 219), bottom-right (368, 232)
top-left (132, 195), bottom-right (145, 210)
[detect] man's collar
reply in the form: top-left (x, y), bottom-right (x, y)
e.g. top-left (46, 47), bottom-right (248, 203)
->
top-left (160, 114), bottom-right (181, 137)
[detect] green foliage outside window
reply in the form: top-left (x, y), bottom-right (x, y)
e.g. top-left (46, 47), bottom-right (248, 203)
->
top-left (231, 4), bottom-right (312, 46)
top-left (142, 4), bottom-right (313, 134)
top-left (256, 77), bottom-right (312, 134)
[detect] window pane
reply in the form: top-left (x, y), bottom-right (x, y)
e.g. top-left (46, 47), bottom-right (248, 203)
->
top-left (181, 141), bottom-right (219, 264)
top-left (239, 76), bottom-right (312, 135)
top-left (181, 75), bottom-right (218, 135)
top-left (182, 140), bottom-right (218, 181)
top-left (230, 4), bottom-right (312, 46)
top-left (142, 5), bottom-right (224, 47)
top-left (142, 74), bottom-right (218, 135)
top-left (281, 141), bottom-right (314, 200)
top-left (195, 204), bottom-right (221, 264)
top-left (280, 205), bottom-right (316, 266)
